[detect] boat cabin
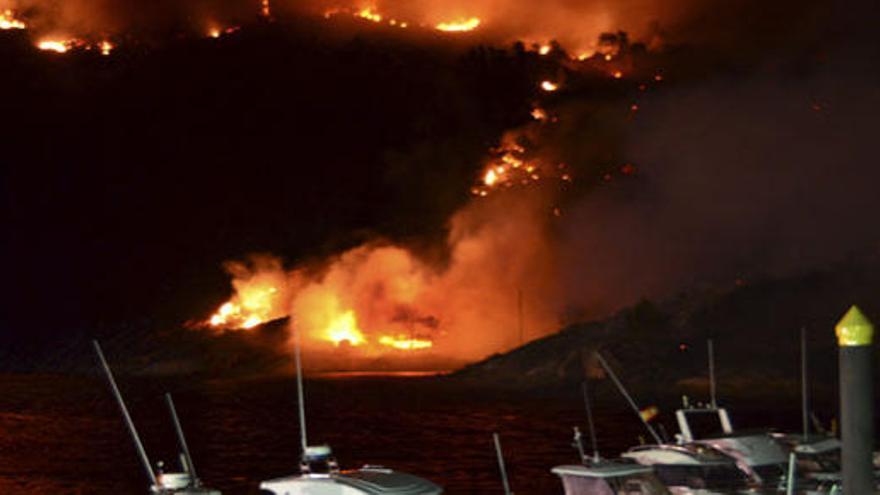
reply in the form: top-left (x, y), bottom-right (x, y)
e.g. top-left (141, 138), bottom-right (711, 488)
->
top-left (622, 443), bottom-right (751, 493)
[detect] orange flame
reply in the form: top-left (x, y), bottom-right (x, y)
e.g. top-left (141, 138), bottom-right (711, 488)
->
top-left (325, 310), bottom-right (367, 346)
top-left (379, 335), bottom-right (433, 350)
top-left (0, 10), bottom-right (25, 30)
top-left (37, 40), bottom-right (70, 53)
top-left (99, 40), bottom-right (114, 56)
top-left (540, 80), bottom-right (559, 92)
top-left (208, 281), bottom-right (282, 330)
top-left (356, 7), bottom-right (383, 23)
top-left (435, 17), bottom-right (480, 32)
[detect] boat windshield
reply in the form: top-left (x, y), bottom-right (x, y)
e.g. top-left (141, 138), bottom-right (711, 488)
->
top-left (682, 411), bottom-right (726, 440)
top-left (560, 473), bottom-right (671, 495)
top-left (653, 464), bottom-right (749, 490)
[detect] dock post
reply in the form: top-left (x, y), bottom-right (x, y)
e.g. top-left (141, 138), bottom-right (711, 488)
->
top-left (835, 305), bottom-right (874, 495)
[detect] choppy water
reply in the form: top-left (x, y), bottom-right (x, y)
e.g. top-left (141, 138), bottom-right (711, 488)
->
top-left (0, 373), bottom-right (809, 494)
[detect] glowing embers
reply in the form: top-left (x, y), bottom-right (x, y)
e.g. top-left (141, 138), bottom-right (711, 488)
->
top-left (99, 40), bottom-right (114, 56)
top-left (37, 40), bottom-right (71, 53)
top-left (357, 6), bottom-right (383, 22)
top-left (540, 80), bottom-right (559, 92)
top-left (323, 6), bottom-right (409, 29)
top-left (379, 335), bottom-right (433, 350)
top-left (0, 9), bottom-right (25, 30)
top-left (37, 38), bottom-right (115, 55)
top-left (207, 25), bottom-right (240, 39)
top-left (435, 17), bottom-right (480, 32)
top-left (261, 0), bottom-right (271, 18)
top-left (531, 107), bottom-right (549, 121)
top-left (323, 6), bottom-right (479, 33)
top-left (471, 139), bottom-right (572, 197)
top-left (209, 284), bottom-right (281, 330)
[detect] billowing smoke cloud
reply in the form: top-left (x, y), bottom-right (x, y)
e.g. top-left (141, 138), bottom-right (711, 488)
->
top-left (211, 52), bottom-right (880, 366)
top-left (212, 190), bottom-right (563, 363)
top-left (559, 69), bottom-right (880, 315)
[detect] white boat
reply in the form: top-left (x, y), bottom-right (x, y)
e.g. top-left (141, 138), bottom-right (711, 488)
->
top-left (552, 462), bottom-right (672, 495)
top-left (621, 443), bottom-right (754, 494)
top-left (257, 328), bottom-right (442, 495)
top-left (674, 405), bottom-right (791, 488)
top-left (259, 445), bottom-right (441, 495)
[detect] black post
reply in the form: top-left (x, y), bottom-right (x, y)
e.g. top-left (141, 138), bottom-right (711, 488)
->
top-left (835, 305), bottom-right (874, 495)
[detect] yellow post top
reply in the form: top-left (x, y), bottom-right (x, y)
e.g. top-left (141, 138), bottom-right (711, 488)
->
top-left (835, 305), bottom-right (874, 347)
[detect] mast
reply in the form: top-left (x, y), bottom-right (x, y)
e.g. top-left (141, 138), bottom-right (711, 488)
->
top-left (708, 339), bottom-right (717, 409)
top-left (595, 352), bottom-right (663, 444)
top-left (294, 320), bottom-right (309, 454)
top-left (801, 327), bottom-right (809, 441)
top-left (165, 393), bottom-right (200, 487)
top-left (493, 433), bottom-right (512, 495)
top-left (92, 340), bottom-right (159, 488)
top-left (572, 427), bottom-right (587, 464)
top-left (581, 380), bottom-right (600, 462)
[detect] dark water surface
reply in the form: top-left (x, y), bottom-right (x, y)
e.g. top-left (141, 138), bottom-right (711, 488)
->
top-left (0, 373), bottom-right (811, 494)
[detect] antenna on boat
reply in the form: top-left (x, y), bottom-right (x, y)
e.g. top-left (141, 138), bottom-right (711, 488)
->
top-left (92, 340), bottom-right (159, 489)
top-left (294, 320), bottom-right (309, 455)
top-left (493, 433), bottom-right (513, 495)
top-left (581, 380), bottom-right (600, 463)
top-left (707, 339), bottom-right (717, 409)
top-left (165, 393), bottom-right (201, 487)
top-left (800, 327), bottom-right (809, 441)
top-left (572, 427), bottom-right (587, 463)
top-left (594, 352), bottom-right (663, 445)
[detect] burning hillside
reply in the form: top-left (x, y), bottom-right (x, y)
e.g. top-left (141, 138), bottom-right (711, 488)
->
top-left (4, 0), bottom-right (875, 382)
top-left (202, 190), bottom-right (564, 367)
top-left (0, 0), bottom-right (834, 61)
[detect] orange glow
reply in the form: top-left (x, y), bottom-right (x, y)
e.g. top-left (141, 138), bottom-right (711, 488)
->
top-left (0, 10), bottom-right (25, 30)
top-left (379, 335), bottom-right (433, 350)
top-left (37, 40), bottom-right (70, 53)
top-left (99, 40), bottom-right (114, 56)
top-left (472, 134), bottom-right (573, 197)
top-left (261, 0), bottom-right (271, 18)
top-left (435, 17), bottom-right (480, 32)
top-left (209, 283), bottom-right (280, 330)
top-left (540, 80), bottom-right (558, 92)
top-left (612, 70), bottom-right (623, 79)
top-left (208, 27), bottom-right (221, 38)
top-left (531, 107), bottom-right (548, 121)
top-left (538, 44), bottom-right (552, 55)
top-left (357, 7), bottom-right (383, 23)
top-left (325, 310), bottom-right (367, 346)
top-left (483, 168), bottom-right (498, 186)
top-left (576, 51), bottom-right (594, 61)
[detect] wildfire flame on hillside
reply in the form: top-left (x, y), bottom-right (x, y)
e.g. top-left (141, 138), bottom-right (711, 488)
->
top-left (37, 40), bottom-right (70, 53)
top-left (0, 9), bottom-right (24, 29)
top-left (205, 190), bottom-right (561, 365)
top-left (323, 5), bottom-right (480, 34)
top-left (435, 17), bottom-right (479, 32)
top-left (471, 133), bottom-right (572, 197)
